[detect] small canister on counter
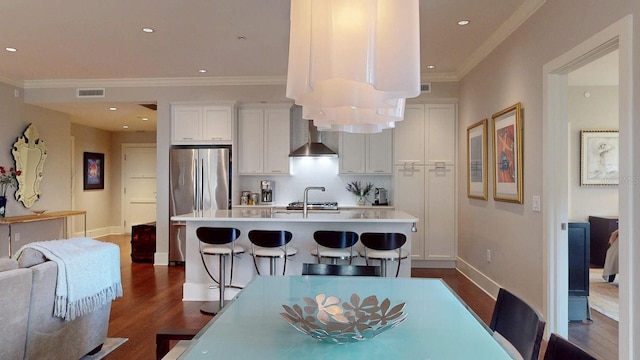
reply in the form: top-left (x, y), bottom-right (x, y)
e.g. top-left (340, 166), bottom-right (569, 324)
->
top-left (250, 193), bottom-right (260, 206)
top-left (241, 191), bottom-right (250, 205)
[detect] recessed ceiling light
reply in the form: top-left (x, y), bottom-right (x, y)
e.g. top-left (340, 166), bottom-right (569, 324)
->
top-left (142, 27), bottom-right (155, 33)
top-left (123, 125), bottom-right (129, 129)
top-left (198, 69), bottom-right (207, 73)
top-left (457, 20), bottom-right (470, 26)
top-left (237, 36), bottom-right (247, 40)
top-left (109, 107), bottom-right (117, 111)
top-left (5, 47), bottom-right (17, 52)
top-left (141, 117), bottom-right (149, 121)
top-left (426, 65), bottom-right (436, 69)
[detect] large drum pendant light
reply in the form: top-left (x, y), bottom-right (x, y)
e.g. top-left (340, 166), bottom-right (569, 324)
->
top-left (286, 0), bottom-right (421, 133)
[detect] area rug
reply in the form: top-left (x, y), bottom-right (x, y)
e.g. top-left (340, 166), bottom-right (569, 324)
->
top-left (589, 268), bottom-right (619, 321)
top-left (80, 338), bottom-right (128, 360)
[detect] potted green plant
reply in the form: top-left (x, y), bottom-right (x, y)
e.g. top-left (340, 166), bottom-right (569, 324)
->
top-left (345, 181), bottom-right (374, 205)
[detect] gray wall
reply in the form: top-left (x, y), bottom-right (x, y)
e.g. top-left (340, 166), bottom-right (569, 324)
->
top-left (568, 85), bottom-right (618, 221)
top-left (457, 0), bottom-right (634, 313)
top-left (0, 81), bottom-right (157, 256)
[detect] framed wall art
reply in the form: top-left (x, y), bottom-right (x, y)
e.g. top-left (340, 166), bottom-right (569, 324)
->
top-left (83, 152), bottom-right (105, 190)
top-left (467, 119), bottom-right (488, 200)
top-left (491, 102), bottom-right (523, 203)
top-left (580, 130), bottom-right (619, 186)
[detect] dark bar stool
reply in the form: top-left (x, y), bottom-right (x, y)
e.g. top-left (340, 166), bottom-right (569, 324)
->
top-left (248, 230), bottom-right (296, 275)
top-left (359, 232), bottom-right (409, 277)
top-left (311, 230), bottom-right (359, 264)
top-left (196, 227), bottom-right (244, 315)
top-left (302, 263), bottom-right (380, 277)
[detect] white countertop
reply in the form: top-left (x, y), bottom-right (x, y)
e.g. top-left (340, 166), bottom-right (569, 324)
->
top-left (171, 208), bottom-right (417, 223)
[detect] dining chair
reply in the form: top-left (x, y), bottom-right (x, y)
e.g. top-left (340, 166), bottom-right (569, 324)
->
top-left (490, 288), bottom-right (546, 360)
top-left (301, 263), bottom-right (381, 277)
top-left (248, 230), bottom-right (296, 275)
top-left (359, 232), bottom-right (409, 277)
top-left (196, 227), bottom-right (244, 315)
top-left (311, 230), bottom-right (359, 264)
top-left (543, 333), bottom-right (597, 360)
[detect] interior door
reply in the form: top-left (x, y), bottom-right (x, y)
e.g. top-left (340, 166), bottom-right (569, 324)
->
top-left (123, 145), bottom-right (157, 233)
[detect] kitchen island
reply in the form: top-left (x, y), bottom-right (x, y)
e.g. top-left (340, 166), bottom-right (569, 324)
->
top-left (172, 208), bottom-right (418, 301)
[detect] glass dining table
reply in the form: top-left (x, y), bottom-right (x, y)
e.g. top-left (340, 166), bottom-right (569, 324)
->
top-left (176, 275), bottom-right (513, 359)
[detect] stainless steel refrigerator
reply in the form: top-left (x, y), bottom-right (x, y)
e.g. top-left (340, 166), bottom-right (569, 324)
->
top-left (169, 146), bottom-right (231, 263)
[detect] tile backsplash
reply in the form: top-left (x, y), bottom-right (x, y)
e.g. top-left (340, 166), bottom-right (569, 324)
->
top-left (236, 157), bottom-right (392, 206)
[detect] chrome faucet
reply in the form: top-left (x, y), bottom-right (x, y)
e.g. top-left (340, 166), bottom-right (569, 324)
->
top-left (303, 186), bottom-right (325, 218)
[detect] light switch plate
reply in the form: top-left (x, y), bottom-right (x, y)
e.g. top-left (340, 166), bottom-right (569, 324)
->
top-left (532, 196), bottom-right (541, 212)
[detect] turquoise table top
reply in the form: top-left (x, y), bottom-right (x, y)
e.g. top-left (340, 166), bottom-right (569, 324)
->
top-left (178, 276), bottom-right (513, 360)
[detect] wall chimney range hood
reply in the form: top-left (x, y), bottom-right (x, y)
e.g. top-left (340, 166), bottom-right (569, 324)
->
top-left (290, 120), bottom-right (337, 157)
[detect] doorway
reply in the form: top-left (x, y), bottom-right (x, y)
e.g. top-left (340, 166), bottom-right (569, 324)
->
top-left (543, 15), bottom-right (632, 358)
top-left (121, 144), bottom-right (157, 234)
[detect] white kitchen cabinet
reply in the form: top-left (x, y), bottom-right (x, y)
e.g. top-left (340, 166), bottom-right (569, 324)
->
top-left (339, 133), bottom-right (366, 173)
top-left (394, 165), bottom-right (425, 259)
top-left (393, 103), bottom-right (457, 264)
top-left (394, 103), bottom-right (456, 166)
top-left (238, 105), bottom-right (291, 175)
top-left (339, 130), bottom-right (393, 174)
top-left (424, 166), bottom-right (456, 260)
top-left (171, 103), bottom-right (234, 145)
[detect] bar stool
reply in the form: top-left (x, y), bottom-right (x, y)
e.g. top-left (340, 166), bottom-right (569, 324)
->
top-left (248, 230), bottom-right (297, 275)
top-left (196, 227), bottom-right (244, 315)
top-left (310, 230), bottom-right (359, 264)
top-left (359, 232), bottom-right (409, 277)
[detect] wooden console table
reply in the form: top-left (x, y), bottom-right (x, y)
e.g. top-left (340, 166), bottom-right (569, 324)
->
top-left (0, 210), bottom-right (87, 258)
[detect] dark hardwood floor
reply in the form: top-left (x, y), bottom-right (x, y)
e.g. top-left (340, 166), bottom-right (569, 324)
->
top-left (100, 235), bottom-right (617, 360)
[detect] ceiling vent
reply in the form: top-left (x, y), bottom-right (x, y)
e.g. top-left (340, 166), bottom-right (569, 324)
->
top-left (76, 88), bottom-right (105, 98)
top-left (420, 83), bottom-right (431, 93)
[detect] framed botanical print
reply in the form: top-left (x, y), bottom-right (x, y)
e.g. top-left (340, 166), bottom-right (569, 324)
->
top-left (580, 130), bottom-right (619, 186)
top-left (467, 119), bottom-right (488, 200)
top-left (83, 152), bottom-right (105, 190)
top-left (491, 102), bottom-right (523, 204)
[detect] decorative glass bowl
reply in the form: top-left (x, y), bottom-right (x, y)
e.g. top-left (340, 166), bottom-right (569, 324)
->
top-left (280, 293), bottom-right (407, 344)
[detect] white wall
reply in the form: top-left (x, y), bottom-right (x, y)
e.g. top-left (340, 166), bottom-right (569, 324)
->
top-left (568, 86), bottom-right (619, 221)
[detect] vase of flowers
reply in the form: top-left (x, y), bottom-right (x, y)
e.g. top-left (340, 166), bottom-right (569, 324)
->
top-left (345, 181), bottom-right (374, 206)
top-left (0, 166), bottom-right (20, 217)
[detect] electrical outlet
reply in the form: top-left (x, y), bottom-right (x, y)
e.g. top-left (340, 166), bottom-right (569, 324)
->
top-left (14, 232), bottom-right (20, 244)
top-left (486, 249), bottom-right (491, 263)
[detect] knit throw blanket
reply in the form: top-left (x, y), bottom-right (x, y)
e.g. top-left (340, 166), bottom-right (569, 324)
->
top-left (15, 237), bottom-right (123, 321)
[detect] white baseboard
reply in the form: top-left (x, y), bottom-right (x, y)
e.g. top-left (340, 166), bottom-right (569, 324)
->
top-left (456, 257), bottom-right (501, 300)
top-left (73, 226), bottom-right (119, 239)
top-left (411, 260), bottom-right (456, 268)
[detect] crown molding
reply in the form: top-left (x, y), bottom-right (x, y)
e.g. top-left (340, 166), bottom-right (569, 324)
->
top-left (22, 75), bottom-right (288, 89)
top-left (22, 72), bottom-right (461, 90)
top-left (421, 72), bottom-right (460, 83)
top-left (456, 0), bottom-right (546, 79)
top-left (0, 75), bottom-right (23, 88)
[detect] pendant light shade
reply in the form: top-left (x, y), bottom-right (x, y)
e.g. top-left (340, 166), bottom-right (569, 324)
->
top-left (286, 0), bottom-right (421, 133)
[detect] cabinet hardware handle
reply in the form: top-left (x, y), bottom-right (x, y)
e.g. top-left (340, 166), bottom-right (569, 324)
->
top-left (400, 160), bottom-right (419, 170)
top-left (435, 162), bottom-right (446, 170)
